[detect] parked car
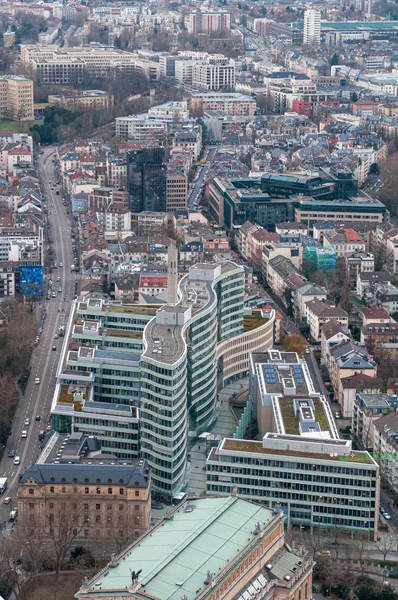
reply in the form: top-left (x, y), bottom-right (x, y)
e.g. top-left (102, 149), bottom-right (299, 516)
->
top-left (14, 456), bottom-right (20, 465)
top-left (8, 449), bottom-right (15, 458)
top-left (24, 418), bottom-right (30, 426)
top-left (335, 412), bottom-right (340, 419)
top-left (35, 377), bottom-right (40, 384)
top-left (21, 431), bottom-right (27, 439)
top-left (3, 497), bottom-right (11, 504)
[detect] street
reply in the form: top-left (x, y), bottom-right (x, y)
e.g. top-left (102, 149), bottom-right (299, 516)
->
top-left (0, 146), bottom-right (75, 528)
top-left (188, 147), bottom-right (216, 210)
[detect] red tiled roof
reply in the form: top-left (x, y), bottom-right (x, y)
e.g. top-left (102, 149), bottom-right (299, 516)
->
top-left (8, 147), bottom-right (31, 156)
top-left (342, 228), bottom-right (365, 243)
top-left (363, 306), bottom-right (390, 320)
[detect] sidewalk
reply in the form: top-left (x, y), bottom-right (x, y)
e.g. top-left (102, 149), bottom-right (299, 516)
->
top-left (186, 378), bottom-right (249, 497)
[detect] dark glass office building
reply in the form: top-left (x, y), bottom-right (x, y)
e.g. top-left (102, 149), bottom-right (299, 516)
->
top-left (127, 147), bottom-right (167, 213)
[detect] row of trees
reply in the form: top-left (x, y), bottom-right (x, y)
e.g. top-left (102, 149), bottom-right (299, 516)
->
top-left (0, 300), bottom-right (36, 444)
top-left (0, 503), bottom-right (142, 600)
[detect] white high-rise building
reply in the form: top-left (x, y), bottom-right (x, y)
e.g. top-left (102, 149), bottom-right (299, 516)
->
top-left (303, 9), bottom-right (321, 45)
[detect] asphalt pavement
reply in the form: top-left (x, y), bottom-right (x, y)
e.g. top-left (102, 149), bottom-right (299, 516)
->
top-left (0, 147), bottom-right (76, 528)
top-left (188, 147), bottom-right (216, 211)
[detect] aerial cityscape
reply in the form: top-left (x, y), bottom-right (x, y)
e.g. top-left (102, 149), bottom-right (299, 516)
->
top-left (0, 0), bottom-right (398, 598)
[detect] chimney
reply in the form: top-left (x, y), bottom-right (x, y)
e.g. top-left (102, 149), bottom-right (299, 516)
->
top-left (167, 241), bottom-right (179, 306)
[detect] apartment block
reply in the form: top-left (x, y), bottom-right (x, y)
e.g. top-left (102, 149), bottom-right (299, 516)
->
top-left (189, 92), bottom-right (255, 116)
top-left (187, 12), bottom-right (230, 34)
top-left (0, 76), bottom-right (34, 121)
top-left (207, 350), bottom-right (379, 539)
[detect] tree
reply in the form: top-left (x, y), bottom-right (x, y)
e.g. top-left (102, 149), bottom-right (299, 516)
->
top-left (377, 152), bottom-right (398, 216)
top-left (351, 92), bottom-right (358, 102)
top-left (374, 533), bottom-right (396, 565)
top-left (283, 334), bottom-right (307, 356)
top-left (369, 162), bottom-right (379, 175)
top-left (45, 504), bottom-right (84, 599)
top-left (283, 288), bottom-right (293, 316)
top-left (330, 52), bottom-right (339, 66)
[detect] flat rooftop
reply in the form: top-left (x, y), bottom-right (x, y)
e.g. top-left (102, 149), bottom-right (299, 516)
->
top-left (219, 439), bottom-right (375, 465)
top-left (143, 262), bottom-right (242, 364)
top-left (78, 497), bottom-right (276, 600)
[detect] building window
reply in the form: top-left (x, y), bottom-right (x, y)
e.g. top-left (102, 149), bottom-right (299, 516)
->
top-left (135, 505), bottom-right (140, 512)
top-left (50, 503), bottom-right (54, 509)
top-left (96, 488), bottom-right (101, 494)
top-left (96, 504), bottom-right (100, 510)
top-left (135, 490), bottom-right (139, 497)
top-left (84, 503), bottom-right (89, 510)
top-left (108, 488), bottom-right (113, 495)
top-left (119, 504), bottom-right (124, 511)
top-left (62, 487), bottom-right (66, 493)
top-left (50, 487), bottom-right (54, 493)
top-left (85, 487), bottom-right (89, 494)
top-left (29, 489), bottom-right (34, 495)
top-left (119, 488), bottom-right (124, 495)
top-left (29, 503), bottom-right (34, 510)
top-left (96, 515), bottom-right (101, 523)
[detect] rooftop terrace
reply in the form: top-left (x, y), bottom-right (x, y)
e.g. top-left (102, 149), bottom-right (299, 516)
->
top-left (221, 439), bottom-right (375, 464)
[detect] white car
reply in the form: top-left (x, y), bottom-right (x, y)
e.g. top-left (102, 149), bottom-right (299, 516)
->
top-left (384, 513), bottom-right (391, 520)
top-left (24, 418), bottom-right (30, 426)
top-left (335, 412), bottom-right (340, 419)
top-left (35, 377), bottom-right (40, 384)
top-left (13, 457), bottom-right (20, 465)
top-left (21, 430), bottom-right (27, 439)
top-left (59, 262), bottom-right (63, 267)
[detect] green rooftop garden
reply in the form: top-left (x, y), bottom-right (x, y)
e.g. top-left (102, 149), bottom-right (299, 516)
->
top-left (243, 313), bottom-right (268, 332)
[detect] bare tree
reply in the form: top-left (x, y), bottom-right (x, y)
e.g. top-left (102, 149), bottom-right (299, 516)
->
top-left (353, 538), bottom-right (369, 576)
top-left (374, 533), bottom-right (396, 564)
top-left (44, 504), bottom-right (84, 600)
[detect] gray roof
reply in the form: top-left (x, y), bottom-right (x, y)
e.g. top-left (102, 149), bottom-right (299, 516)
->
top-left (21, 463), bottom-right (150, 488)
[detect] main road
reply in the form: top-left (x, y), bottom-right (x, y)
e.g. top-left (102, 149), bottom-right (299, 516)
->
top-left (0, 146), bottom-right (76, 527)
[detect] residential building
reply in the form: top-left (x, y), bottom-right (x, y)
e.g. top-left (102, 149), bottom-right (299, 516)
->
top-left (127, 148), bottom-right (167, 213)
top-left (75, 496), bottom-right (314, 600)
top-left (373, 413), bottom-right (398, 493)
top-left (361, 322), bottom-right (398, 349)
top-left (357, 271), bottom-right (396, 298)
top-left (323, 228), bottom-right (366, 258)
top-left (320, 320), bottom-right (352, 372)
top-left (304, 299), bottom-right (348, 342)
top-left (188, 12), bottom-right (230, 34)
top-left (345, 252), bottom-right (374, 287)
top-left (353, 392), bottom-right (397, 451)
top-left (17, 432), bottom-right (151, 551)
top-left (115, 114), bottom-right (168, 143)
top-left (295, 283), bottom-right (327, 322)
top-left (189, 93), bottom-right (255, 116)
top-left (303, 9), bottom-right (321, 45)
top-left (193, 60), bottom-right (236, 91)
top-left (330, 342), bottom-right (377, 415)
top-left (0, 76), bottom-right (34, 121)
top-left (207, 351), bottom-right (379, 538)
top-left (362, 306), bottom-right (391, 327)
top-left (48, 90), bottom-right (111, 111)
top-left (266, 255), bottom-right (300, 299)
